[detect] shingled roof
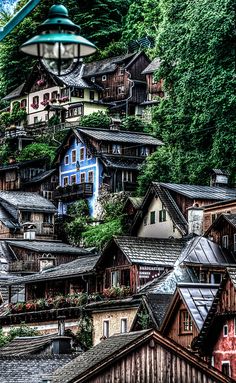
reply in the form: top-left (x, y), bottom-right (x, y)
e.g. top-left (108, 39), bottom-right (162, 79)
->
top-left (78, 127), bottom-right (163, 146)
top-left (0, 191), bottom-right (56, 213)
top-left (0, 333), bottom-right (57, 356)
top-left (8, 254), bottom-right (99, 285)
top-left (160, 182), bottom-right (236, 200)
top-left (107, 236), bottom-right (187, 267)
top-left (177, 236), bottom-right (236, 266)
top-left (205, 213), bottom-right (236, 236)
top-left (141, 57), bottom-right (162, 74)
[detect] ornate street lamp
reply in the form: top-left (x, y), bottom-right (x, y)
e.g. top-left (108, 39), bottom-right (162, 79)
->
top-left (20, 4), bottom-right (97, 76)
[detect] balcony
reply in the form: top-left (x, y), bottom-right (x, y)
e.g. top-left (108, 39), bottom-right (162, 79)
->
top-left (9, 260), bottom-right (38, 273)
top-left (54, 182), bottom-right (93, 201)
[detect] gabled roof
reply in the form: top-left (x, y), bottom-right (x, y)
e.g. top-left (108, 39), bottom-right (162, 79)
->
top-left (24, 168), bottom-right (57, 185)
top-left (131, 182), bottom-right (188, 236)
top-left (78, 127), bottom-right (163, 146)
top-left (177, 236), bottom-right (236, 267)
top-left (8, 254), bottom-right (99, 285)
top-left (0, 191), bottom-right (56, 213)
top-left (0, 333), bottom-right (56, 356)
top-left (52, 329), bottom-right (234, 383)
top-left (82, 52), bottom-right (139, 77)
top-left (159, 182), bottom-right (236, 200)
top-left (2, 83), bottom-right (26, 100)
top-left (0, 158), bottom-right (47, 172)
top-left (139, 265), bottom-right (198, 295)
top-left (141, 57), bottom-right (161, 74)
top-left (205, 213), bottom-right (236, 235)
top-left (6, 240), bottom-right (89, 256)
top-left (125, 196), bottom-right (143, 210)
top-left (101, 236), bottom-right (187, 267)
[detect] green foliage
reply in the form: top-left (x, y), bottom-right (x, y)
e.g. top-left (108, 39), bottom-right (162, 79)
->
top-left (121, 115), bottom-right (153, 133)
top-left (82, 218), bottom-right (123, 249)
top-left (16, 142), bottom-right (56, 163)
top-left (48, 114), bottom-right (60, 127)
top-left (0, 323), bottom-right (39, 348)
top-left (65, 201), bottom-right (91, 245)
top-left (0, 143), bottom-right (12, 164)
top-left (137, 308), bottom-right (150, 330)
top-left (80, 111), bottom-right (111, 129)
top-left (77, 312), bottom-right (93, 349)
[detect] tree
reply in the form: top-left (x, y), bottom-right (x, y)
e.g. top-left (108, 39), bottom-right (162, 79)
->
top-left (80, 111), bottom-right (111, 129)
top-left (121, 115), bottom-right (152, 133)
top-left (16, 142), bottom-right (56, 163)
top-left (138, 0), bottom-right (236, 190)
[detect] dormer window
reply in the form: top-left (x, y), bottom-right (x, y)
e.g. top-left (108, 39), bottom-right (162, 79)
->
top-left (222, 235), bottom-right (229, 249)
top-left (118, 86), bottom-right (125, 94)
top-left (102, 75), bottom-right (107, 81)
top-left (112, 144), bottom-right (121, 154)
top-left (179, 310), bottom-right (193, 333)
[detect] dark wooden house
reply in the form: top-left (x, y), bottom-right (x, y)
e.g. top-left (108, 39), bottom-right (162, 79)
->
top-left (203, 199), bottom-right (236, 233)
top-left (141, 57), bottom-right (164, 105)
top-left (205, 213), bottom-right (236, 254)
top-left (52, 329), bottom-right (234, 383)
top-left (160, 283), bottom-right (218, 351)
top-left (23, 168), bottom-right (58, 201)
top-left (82, 51), bottom-right (150, 116)
top-left (193, 268), bottom-right (236, 379)
top-left (96, 236), bottom-right (187, 294)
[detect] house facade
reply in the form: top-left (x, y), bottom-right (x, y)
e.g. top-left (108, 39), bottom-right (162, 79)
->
top-left (203, 199), bottom-right (236, 233)
top-left (54, 127), bottom-right (163, 217)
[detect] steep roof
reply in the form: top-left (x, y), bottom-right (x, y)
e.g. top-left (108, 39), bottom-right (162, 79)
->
top-left (177, 236), bottom-right (236, 267)
top-left (8, 254), bottom-right (99, 285)
top-left (6, 240), bottom-right (89, 256)
top-left (0, 333), bottom-right (56, 356)
top-left (53, 329), bottom-right (234, 383)
top-left (141, 57), bottom-right (161, 74)
top-left (2, 83), bottom-right (26, 100)
top-left (177, 283), bottom-right (218, 331)
top-left (205, 213), bottom-right (236, 236)
top-left (159, 182), bottom-right (236, 200)
top-left (0, 191), bottom-right (56, 213)
top-left (109, 236), bottom-right (187, 267)
top-left (78, 127), bottom-right (163, 146)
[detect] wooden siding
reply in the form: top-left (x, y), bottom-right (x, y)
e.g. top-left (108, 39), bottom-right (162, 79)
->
top-left (85, 341), bottom-right (227, 383)
top-left (203, 201), bottom-right (236, 232)
top-left (217, 279), bottom-right (236, 313)
top-left (207, 222), bottom-right (236, 253)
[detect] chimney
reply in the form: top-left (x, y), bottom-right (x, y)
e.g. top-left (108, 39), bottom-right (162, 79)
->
top-left (110, 118), bottom-right (121, 131)
top-left (210, 169), bottom-right (229, 187)
top-left (51, 316), bottom-right (72, 354)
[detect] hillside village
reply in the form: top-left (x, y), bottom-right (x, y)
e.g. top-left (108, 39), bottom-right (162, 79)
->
top-left (0, 1), bottom-right (235, 383)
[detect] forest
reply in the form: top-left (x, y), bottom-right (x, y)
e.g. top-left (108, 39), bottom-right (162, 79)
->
top-left (0, 0), bottom-right (235, 191)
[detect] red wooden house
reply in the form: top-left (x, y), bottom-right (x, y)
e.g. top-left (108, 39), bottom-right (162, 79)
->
top-left (193, 268), bottom-right (236, 379)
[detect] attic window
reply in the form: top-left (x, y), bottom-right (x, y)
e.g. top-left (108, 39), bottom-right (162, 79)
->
top-left (150, 211), bottom-right (155, 225)
top-left (179, 310), bottom-right (193, 333)
top-left (159, 209), bottom-right (167, 222)
top-left (222, 235), bottom-right (229, 249)
top-left (102, 75), bottom-right (107, 81)
top-left (222, 362), bottom-right (231, 377)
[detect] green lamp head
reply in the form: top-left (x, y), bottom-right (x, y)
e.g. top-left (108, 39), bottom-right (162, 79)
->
top-left (20, 4), bottom-right (97, 76)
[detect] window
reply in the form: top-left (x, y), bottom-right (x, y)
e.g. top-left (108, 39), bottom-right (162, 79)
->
top-left (222, 362), bottom-right (231, 376)
top-left (103, 320), bottom-right (109, 338)
top-left (234, 234), bottom-right (236, 252)
top-left (140, 146), bottom-right (150, 156)
top-left (211, 356), bottom-right (214, 367)
top-left (51, 91), bottom-right (58, 100)
top-left (111, 271), bottom-right (119, 287)
top-left (180, 310), bottom-right (193, 333)
top-left (123, 171), bottom-right (132, 182)
top-left (20, 99), bottom-right (27, 108)
top-left (159, 209), bottom-right (167, 222)
top-left (90, 91), bottom-right (95, 100)
top-left (102, 75), bottom-right (107, 81)
top-left (150, 211), bottom-right (155, 225)
top-left (80, 148), bottom-right (85, 161)
top-left (63, 177), bottom-right (69, 186)
top-left (72, 89), bottom-right (84, 98)
top-left (118, 86), bottom-right (125, 94)
top-left (222, 235), bottom-right (229, 249)
top-left (86, 148), bottom-right (92, 160)
top-left (118, 66), bottom-right (125, 75)
top-left (34, 116), bottom-right (38, 124)
top-left (143, 217), bottom-right (147, 226)
top-left (33, 95), bottom-right (39, 105)
top-left (121, 318), bottom-right (128, 333)
top-left (88, 171), bottom-right (94, 183)
top-left (223, 324), bottom-right (228, 337)
top-left (43, 93), bottom-right (50, 101)
top-left (21, 211), bottom-right (31, 222)
top-left (80, 173), bottom-right (85, 183)
top-left (64, 155), bottom-right (69, 165)
top-left (68, 106), bottom-right (83, 117)
top-left (71, 175), bottom-right (76, 184)
top-left (44, 214), bottom-right (53, 224)
top-left (210, 272), bottom-right (222, 284)
top-left (112, 144), bottom-right (121, 154)
top-left (71, 149), bottom-right (76, 163)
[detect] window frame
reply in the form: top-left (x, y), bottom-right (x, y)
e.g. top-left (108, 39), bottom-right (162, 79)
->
top-left (70, 174), bottom-right (76, 184)
top-left (63, 176), bottom-right (69, 186)
top-left (222, 361), bottom-right (231, 377)
top-left (80, 172), bottom-right (86, 183)
top-left (71, 149), bottom-right (77, 164)
top-left (64, 155), bottom-right (69, 165)
top-left (88, 170), bottom-right (94, 183)
top-left (102, 75), bottom-right (107, 81)
top-left (159, 209), bottom-right (167, 222)
top-left (121, 318), bottom-right (128, 334)
top-left (80, 147), bottom-right (85, 162)
top-left (103, 320), bottom-right (109, 338)
top-left (150, 211), bottom-right (156, 225)
top-left (222, 235), bottom-right (229, 249)
top-left (223, 324), bottom-right (228, 337)
top-left (179, 309), bottom-right (193, 334)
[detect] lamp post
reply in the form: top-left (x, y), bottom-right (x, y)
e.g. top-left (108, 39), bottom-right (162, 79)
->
top-left (20, 4), bottom-right (97, 76)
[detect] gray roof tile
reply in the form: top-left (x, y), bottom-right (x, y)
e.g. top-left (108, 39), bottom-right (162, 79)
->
top-left (141, 57), bottom-right (162, 74)
top-left (6, 240), bottom-right (89, 256)
top-left (0, 191), bottom-right (56, 212)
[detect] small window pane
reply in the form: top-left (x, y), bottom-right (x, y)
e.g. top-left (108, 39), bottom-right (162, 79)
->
top-left (150, 211), bottom-right (155, 225)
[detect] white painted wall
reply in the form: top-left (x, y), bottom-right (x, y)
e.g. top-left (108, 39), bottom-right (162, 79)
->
top-left (137, 196), bottom-right (182, 238)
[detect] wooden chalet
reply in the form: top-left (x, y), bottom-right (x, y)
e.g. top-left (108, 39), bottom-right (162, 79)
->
top-left (141, 57), bottom-right (164, 106)
top-left (205, 213), bottom-right (236, 254)
top-left (0, 158), bottom-right (47, 191)
top-left (203, 199), bottom-right (236, 233)
top-left (0, 191), bottom-right (56, 240)
top-left (23, 168), bottom-right (58, 201)
top-left (96, 236), bottom-right (188, 294)
top-left (131, 182), bottom-right (236, 238)
top-left (52, 329), bottom-right (234, 383)
top-left (193, 268), bottom-right (236, 379)
top-left (177, 236), bottom-right (236, 284)
top-left (54, 127), bottom-right (163, 217)
top-left (160, 283), bottom-right (218, 351)
top-left (0, 239), bottom-right (89, 274)
top-left (82, 51), bottom-right (150, 116)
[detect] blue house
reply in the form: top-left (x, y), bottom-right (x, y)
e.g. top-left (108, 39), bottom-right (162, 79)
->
top-left (54, 127), bottom-right (163, 217)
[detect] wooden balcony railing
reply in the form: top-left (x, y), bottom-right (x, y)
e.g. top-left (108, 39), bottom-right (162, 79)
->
top-left (54, 182), bottom-right (93, 200)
